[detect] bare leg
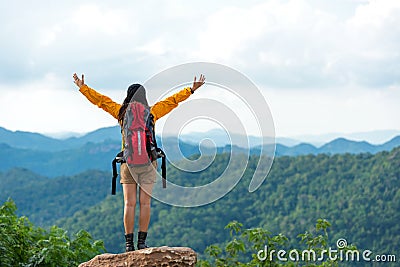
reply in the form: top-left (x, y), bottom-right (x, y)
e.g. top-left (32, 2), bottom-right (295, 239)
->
top-left (123, 183), bottom-right (137, 234)
top-left (138, 183), bottom-right (154, 232)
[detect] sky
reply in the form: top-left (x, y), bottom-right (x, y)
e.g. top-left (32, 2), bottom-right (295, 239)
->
top-left (0, 0), bottom-right (399, 142)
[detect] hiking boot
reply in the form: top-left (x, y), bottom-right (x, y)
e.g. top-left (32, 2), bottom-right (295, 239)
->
top-left (137, 231), bottom-right (149, 250)
top-left (125, 233), bottom-right (135, 252)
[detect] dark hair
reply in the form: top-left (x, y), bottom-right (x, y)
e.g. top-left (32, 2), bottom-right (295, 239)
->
top-left (118, 84), bottom-right (149, 122)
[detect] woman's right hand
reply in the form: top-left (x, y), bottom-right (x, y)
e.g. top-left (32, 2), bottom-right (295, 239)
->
top-left (73, 73), bottom-right (85, 88)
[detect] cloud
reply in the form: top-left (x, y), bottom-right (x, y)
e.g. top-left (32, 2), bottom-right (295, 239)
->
top-left (194, 0), bottom-right (400, 88)
top-left (1, 0), bottom-right (398, 89)
top-left (342, 0), bottom-right (400, 87)
top-left (0, 73), bottom-right (123, 134)
top-left (0, 0), bottom-right (399, 135)
top-left (265, 84), bottom-right (400, 137)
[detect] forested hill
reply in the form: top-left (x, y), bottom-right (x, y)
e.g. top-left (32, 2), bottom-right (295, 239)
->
top-left (1, 147), bottom-right (399, 256)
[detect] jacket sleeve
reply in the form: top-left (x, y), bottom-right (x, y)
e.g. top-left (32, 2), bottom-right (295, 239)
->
top-left (150, 87), bottom-right (193, 122)
top-left (79, 84), bottom-right (121, 120)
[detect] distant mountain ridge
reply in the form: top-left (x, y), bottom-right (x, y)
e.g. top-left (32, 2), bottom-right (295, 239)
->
top-left (291, 129), bottom-right (400, 146)
top-left (0, 126), bottom-right (400, 177)
top-left (1, 126), bottom-right (400, 177)
top-left (2, 126), bottom-right (400, 150)
top-left (269, 136), bottom-right (400, 156)
top-left (0, 126), bottom-right (120, 151)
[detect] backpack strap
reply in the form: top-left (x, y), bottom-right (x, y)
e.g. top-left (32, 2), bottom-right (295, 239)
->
top-left (111, 151), bottom-right (125, 195)
top-left (157, 148), bottom-right (167, 188)
top-left (149, 113), bottom-right (167, 189)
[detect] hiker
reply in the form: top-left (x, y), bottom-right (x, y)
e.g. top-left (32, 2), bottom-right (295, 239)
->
top-left (73, 73), bottom-right (206, 251)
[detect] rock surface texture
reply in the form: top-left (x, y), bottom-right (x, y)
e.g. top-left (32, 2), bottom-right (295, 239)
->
top-left (79, 246), bottom-right (197, 267)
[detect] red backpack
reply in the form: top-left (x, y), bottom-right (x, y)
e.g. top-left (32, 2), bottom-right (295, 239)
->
top-left (124, 102), bottom-right (153, 166)
top-left (111, 101), bottom-right (166, 194)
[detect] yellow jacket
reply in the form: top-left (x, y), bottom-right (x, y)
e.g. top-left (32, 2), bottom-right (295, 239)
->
top-left (79, 84), bottom-right (193, 150)
top-left (79, 84), bottom-right (193, 123)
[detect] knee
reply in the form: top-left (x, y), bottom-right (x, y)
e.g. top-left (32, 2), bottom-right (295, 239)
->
top-left (125, 199), bottom-right (136, 208)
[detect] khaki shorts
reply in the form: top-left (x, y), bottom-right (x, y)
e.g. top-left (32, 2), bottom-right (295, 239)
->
top-left (120, 161), bottom-right (158, 185)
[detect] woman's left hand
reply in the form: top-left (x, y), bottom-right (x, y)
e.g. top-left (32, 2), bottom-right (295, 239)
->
top-left (191, 74), bottom-right (206, 92)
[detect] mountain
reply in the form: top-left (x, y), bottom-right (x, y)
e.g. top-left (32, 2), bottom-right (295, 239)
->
top-left (0, 127), bottom-right (67, 151)
top-left (55, 148), bottom-right (400, 254)
top-left (291, 129), bottom-right (400, 146)
top-left (1, 148), bottom-right (399, 255)
top-left (382, 135), bottom-right (400, 151)
top-left (2, 125), bottom-right (400, 153)
top-left (2, 125), bottom-right (400, 177)
top-left (0, 126), bottom-right (121, 152)
top-left (0, 168), bottom-right (112, 226)
top-left (179, 128), bottom-right (291, 147)
top-left (177, 129), bottom-right (400, 147)
top-left (319, 135), bottom-right (400, 154)
top-left (273, 143), bottom-right (318, 156)
top-left (256, 135), bottom-right (400, 156)
top-left (65, 126), bottom-right (121, 145)
top-left (0, 140), bottom-right (120, 177)
top-left (319, 138), bottom-right (377, 154)
top-left (3, 126), bottom-right (400, 151)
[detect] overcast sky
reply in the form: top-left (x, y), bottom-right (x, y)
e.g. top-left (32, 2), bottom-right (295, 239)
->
top-left (0, 0), bottom-right (399, 141)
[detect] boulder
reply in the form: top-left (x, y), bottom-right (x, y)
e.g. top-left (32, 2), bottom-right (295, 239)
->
top-left (79, 246), bottom-right (197, 267)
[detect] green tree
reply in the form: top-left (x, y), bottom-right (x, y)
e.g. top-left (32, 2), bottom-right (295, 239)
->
top-left (0, 199), bottom-right (105, 267)
top-left (198, 219), bottom-right (360, 267)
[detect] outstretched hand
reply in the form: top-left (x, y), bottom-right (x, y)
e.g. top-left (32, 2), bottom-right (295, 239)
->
top-left (73, 73), bottom-right (85, 88)
top-left (191, 74), bottom-right (206, 92)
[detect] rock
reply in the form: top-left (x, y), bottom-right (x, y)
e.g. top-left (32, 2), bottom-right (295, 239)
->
top-left (79, 246), bottom-right (197, 267)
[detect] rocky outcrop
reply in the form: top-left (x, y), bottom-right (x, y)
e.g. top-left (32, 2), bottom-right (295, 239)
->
top-left (79, 246), bottom-right (197, 267)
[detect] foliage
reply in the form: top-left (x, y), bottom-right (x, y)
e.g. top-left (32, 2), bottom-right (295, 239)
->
top-left (0, 199), bottom-right (105, 267)
top-left (0, 168), bottom-right (110, 226)
top-left (197, 219), bottom-right (361, 267)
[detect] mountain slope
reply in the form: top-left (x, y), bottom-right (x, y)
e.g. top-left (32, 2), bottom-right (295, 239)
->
top-left (0, 127), bottom-right (66, 151)
top-left (0, 168), bottom-right (114, 226)
top-left (319, 137), bottom-right (377, 154)
top-left (0, 126), bottom-right (121, 152)
top-left (56, 148), bottom-right (400, 254)
top-left (0, 140), bottom-right (121, 177)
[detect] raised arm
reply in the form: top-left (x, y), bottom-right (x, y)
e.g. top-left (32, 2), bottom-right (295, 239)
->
top-left (73, 73), bottom-right (121, 120)
top-left (151, 74), bottom-right (205, 121)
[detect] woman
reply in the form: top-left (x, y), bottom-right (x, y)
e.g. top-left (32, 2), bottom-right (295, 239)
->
top-left (73, 73), bottom-right (205, 251)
